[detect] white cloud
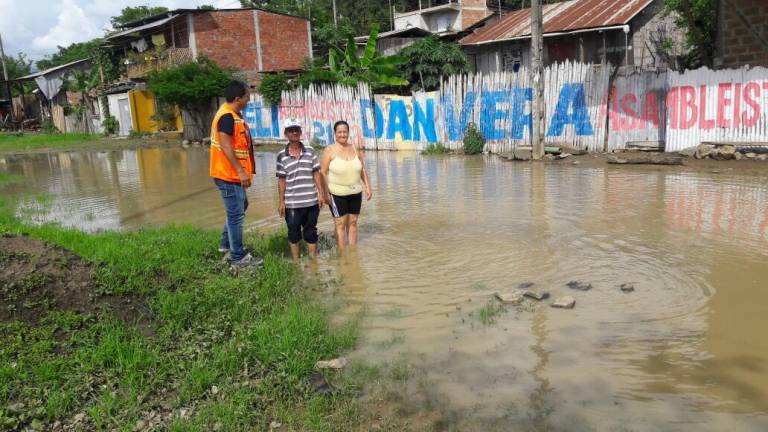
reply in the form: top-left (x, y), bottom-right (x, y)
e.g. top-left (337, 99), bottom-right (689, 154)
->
top-left (0, 0), bottom-right (205, 61)
top-left (32, 0), bottom-right (101, 52)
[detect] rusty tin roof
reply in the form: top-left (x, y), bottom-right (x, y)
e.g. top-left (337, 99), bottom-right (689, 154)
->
top-left (460, 0), bottom-right (653, 45)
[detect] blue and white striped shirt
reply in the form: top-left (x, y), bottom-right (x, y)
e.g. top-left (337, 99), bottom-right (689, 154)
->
top-left (276, 144), bottom-right (320, 209)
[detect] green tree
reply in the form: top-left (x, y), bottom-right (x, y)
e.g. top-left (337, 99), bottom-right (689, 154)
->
top-left (258, 72), bottom-right (293, 106)
top-left (2, 53), bottom-right (33, 97)
top-left (147, 58), bottom-right (232, 140)
top-left (111, 5), bottom-right (170, 28)
top-left (299, 25), bottom-right (408, 89)
top-left (664, 0), bottom-right (716, 68)
top-left (399, 36), bottom-right (469, 92)
top-left (36, 40), bottom-right (102, 71)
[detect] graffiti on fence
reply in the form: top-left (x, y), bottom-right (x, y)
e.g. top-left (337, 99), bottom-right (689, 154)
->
top-left (245, 63), bottom-right (768, 152)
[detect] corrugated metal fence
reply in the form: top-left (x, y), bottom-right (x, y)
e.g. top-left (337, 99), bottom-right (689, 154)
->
top-left (247, 63), bottom-right (768, 152)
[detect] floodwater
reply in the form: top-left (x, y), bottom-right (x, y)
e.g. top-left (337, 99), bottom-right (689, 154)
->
top-left (2, 146), bottom-right (768, 431)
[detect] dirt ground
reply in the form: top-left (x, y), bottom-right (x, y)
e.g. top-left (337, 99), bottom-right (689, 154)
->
top-left (0, 234), bottom-right (151, 333)
top-left (500, 150), bottom-right (768, 176)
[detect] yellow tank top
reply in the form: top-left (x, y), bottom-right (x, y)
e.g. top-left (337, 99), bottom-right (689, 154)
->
top-left (328, 144), bottom-right (363, 196)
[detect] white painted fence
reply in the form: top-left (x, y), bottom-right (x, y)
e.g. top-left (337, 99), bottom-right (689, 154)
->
top-left (246, 63), bottom-right (768, 152)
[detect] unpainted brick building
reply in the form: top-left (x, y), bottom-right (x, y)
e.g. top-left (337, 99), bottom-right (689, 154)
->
top-left (108, 8), bottom-right (312, 85)
top-left (716, 0), bottom-right (768, 68)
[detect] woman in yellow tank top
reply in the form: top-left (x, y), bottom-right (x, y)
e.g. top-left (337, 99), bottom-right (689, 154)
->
top-left (320, 121), bottom-right (372, 250)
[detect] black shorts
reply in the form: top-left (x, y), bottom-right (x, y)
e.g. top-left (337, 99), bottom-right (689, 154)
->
top-left (285, 205), bottom-right (319, 244)
top-left (329, 193), bottom-right (362, 218)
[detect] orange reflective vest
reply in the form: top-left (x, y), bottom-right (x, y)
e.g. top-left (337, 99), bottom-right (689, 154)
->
top-left (209, 104), bottom-right (254, 183)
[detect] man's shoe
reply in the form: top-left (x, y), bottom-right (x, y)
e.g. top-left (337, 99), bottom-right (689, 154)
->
top-left (230, 253), bottom-right (264, 268)
top-left (218, 246), bottom-right (229, 253)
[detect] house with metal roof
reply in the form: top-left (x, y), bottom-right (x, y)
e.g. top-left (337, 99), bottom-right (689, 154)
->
top-left (459, 0), bottom-right (686, 73)
top-left (105, 8), bottom-right (312, 85)
top-left (101, 7), bottom-right (312, 137)
top-left (354, 0), bottom-right (504, 56)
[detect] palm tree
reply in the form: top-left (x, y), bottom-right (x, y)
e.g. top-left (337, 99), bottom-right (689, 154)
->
top-left (299, 24), bottom-right (408, 88)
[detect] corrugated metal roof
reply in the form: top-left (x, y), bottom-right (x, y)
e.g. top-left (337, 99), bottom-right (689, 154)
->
top-left (460, 0), bottom-right (653, 45)
top-left (106, 15), bottom-right (178, 40)
top-left (16, 58), bottom-right (91, 80)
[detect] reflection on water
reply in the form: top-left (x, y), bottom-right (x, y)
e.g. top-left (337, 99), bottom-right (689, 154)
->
top-left (2, 147), bottom-right (768, 430)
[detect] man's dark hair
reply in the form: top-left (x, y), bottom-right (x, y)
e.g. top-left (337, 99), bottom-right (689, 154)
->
top-left (224, 80), bottom-right (248, 102)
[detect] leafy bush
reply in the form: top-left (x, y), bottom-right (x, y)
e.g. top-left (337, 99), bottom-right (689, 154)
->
top-left (258, 72), bottom-right (293, 106)
top-left (148, 57), bottom-right (232, 140)
top-left (101, 116), bottom-right (118, 135)
top-left (399, 36), bottom-right (470, 92)
top-left (422, 142), bottom-right (450, 155)
top-left (462, 123), bottom-right (485, 155)
top-left (147, 58), bottom-right (232, 110)
top-left (41, 119), bottom-right (59, 134)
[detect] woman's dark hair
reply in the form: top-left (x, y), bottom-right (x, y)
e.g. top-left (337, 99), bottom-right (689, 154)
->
top-left (333, 120), bottom-right (349, 132)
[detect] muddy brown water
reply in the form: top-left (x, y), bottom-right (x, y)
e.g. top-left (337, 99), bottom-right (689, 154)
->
top-left (2, 146), bottom-right (767, 431)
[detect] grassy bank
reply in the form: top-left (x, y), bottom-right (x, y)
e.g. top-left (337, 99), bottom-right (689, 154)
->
top-left (0, 177), bottom-right (366, 431)
top-left (0, 133), bottom-right (99, 152)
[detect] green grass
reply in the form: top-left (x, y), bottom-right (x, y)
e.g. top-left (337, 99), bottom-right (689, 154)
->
top-left (421, 142), bottom-right (451, 155)
top-left (0, 133), bottom-right (98, 152)
top-left (0, 173), bottom-right (24, 185)
top-left (0, 174), bottom-right (364, 431)
top-left (477, 300), bottom-right (505, 326)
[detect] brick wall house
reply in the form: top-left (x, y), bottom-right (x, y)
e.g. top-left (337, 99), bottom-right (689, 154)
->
top-left (460, 0), bottom-right (687, 74)
top-left (109, 8), bottom-right (312, 85)
top-left (716, 0), bottom-right (768, 68)
top-left (191, 9), bottom-right (312, 83)
top-left (103, 8), bottom-right (311, 137)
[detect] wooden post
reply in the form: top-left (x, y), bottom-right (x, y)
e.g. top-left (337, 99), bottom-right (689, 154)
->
top-left (530, 0), bottom-right (544, 159)
top-left (0, 32), bottom-right (16, 128)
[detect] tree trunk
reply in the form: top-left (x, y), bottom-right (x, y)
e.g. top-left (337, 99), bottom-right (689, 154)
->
top-left (181, 102), bottom-right (215, 141)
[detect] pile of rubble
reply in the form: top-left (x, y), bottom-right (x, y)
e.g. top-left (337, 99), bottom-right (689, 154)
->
top-left (685, 144), bottom-right (768, 161)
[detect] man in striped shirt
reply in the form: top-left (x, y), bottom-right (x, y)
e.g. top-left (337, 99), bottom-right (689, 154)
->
top-left (276, 118), bottom-right (326, 259)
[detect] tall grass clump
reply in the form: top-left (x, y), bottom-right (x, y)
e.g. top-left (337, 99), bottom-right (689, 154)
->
top-left (422, 142), bottom-right (450, 155)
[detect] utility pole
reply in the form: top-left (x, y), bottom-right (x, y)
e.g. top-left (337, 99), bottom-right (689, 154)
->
top-left (0, 32), bottom-right (16, 128)
top-left (530, 0), bottom-right (544, 159)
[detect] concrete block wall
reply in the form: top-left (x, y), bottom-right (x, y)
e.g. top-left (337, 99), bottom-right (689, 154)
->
top-left (630, 0), bottom-right (686, 69)
top-left (718, 0), bottom-right (768, 68)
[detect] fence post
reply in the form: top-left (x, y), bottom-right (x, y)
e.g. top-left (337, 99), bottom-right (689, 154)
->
top-left (531, 0), bottom-right (545, 159)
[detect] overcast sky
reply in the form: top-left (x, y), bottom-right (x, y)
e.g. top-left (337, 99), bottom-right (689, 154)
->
top-left (0, 0), bottom-right (244, 62)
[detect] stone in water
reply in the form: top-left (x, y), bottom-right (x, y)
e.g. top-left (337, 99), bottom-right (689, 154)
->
top-left (551, 296), bottom-right (576, 309)
top-left (495, 291), bottom-right (525, 304)
top-left (517, 282), bottom-right (535, 289)
top-left (567, 281), bottom-right (592, 291)
top-left (620, 283), bottom-right (635, 292)
top-left (524, 290), bottom-right (550, 301)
